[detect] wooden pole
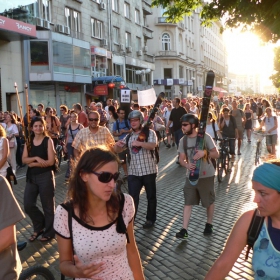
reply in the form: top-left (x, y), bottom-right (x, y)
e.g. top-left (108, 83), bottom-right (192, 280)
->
top-left (14, 82), bottom-right (23, 122)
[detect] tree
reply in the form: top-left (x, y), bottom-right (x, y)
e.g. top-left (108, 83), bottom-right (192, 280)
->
top-left (151, 0), bottom-right (280, 42)
top-left (270, 47), bottom-right (280, 90)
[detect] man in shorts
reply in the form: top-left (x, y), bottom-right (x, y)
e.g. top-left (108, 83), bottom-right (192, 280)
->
top-left (231, 100), bottom-right (245, 155)
top-left (175, 114), bottom-right (219, 239)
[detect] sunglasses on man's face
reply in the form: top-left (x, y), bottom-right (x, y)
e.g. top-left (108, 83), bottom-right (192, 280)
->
top-left (91, 171), bottom-right (120, 183)
top-left (88, 118), bottom-right (99, 122)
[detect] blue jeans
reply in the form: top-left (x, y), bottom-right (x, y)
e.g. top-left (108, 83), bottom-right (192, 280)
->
top-left (128, 173), bottom-right (157, 222)
top-left (65, 142), bottom-right (74, 178)
top-left (174, 129), bottom-right (184, 148)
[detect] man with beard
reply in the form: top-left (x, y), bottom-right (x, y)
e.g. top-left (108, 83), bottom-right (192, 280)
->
top-left (114, 110), bottom-right (158, 229)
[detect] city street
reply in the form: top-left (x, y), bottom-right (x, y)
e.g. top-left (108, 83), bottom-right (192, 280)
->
top-left (14, 138), bottom-right (265, 280)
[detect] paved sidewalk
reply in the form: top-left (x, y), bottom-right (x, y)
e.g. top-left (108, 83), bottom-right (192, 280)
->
top-left (14, 139), bottom-right (262, 279)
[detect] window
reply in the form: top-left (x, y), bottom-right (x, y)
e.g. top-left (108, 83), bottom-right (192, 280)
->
top-left (136, 37), bottom-right (141, 51)
top-left (91, 18), bottom-right (103, 38)
top-left (125, 32), bottom-right (131, 47)
top-left (42, 0), bottom-right (51, 21)
top-left (30, 41), bottom-right (49, 71)
top-left (112, 0), bottom-right (119, 12)
top-left (162, 33), bottom-right (171, 51)
top-left (65, 7), bottom-right (80, 32)
top-left (113, 26), bottom-right (119, 43)
top-left (179, 66), bottom-right (183, 79)
top-left (135, 9), bottom-right (140, 24)
top-left (124, 2), bottom-right (130, 19)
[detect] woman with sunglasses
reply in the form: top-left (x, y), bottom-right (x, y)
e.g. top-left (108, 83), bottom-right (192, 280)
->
top-left (22, 117), bottom-right (56, 242)
top-left (54, 146), bottom-right (145, 280)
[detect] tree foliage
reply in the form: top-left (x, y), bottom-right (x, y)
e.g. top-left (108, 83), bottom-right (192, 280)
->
top-left (151, 0), bottom-right (280, 42)
top-left (270, 47), bottom-right (280, 90)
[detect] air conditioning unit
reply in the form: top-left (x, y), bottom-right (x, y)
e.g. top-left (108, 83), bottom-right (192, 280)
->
top-left (36, 18), bottom-right (43, 27)
top-left (137, 50), bottom-right (142, 56)
top-left (99, 2), bottom-right (106, 10)
top-left (64, 26), bottom-right (70, 35)
top-left (126, 46), bottom-right (132, 53)
top-left (56, 24), bottom-right (64, 33)
top-left (119, 44), bottom-right (125, 51)
top-left (43, 20), bottom-right (50, 29)
top-left (144, 45), bottom-right (148, 53)
top-left (100, 39), bottom-right (108, 47)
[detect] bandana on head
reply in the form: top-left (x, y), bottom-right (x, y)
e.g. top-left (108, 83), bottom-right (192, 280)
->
top-left (252, 163), bottom-right (280, 192)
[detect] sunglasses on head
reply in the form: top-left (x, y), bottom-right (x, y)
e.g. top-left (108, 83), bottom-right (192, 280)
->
top-left (88, 118), bottom-right (99, 121)
top-left (91, 171), bottom-right (120, 183)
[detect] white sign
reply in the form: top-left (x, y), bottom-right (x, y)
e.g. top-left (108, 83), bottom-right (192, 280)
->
top-left (137, 88), bottom-right (157, 106)
top-left (167, 79), bottom-right (173, 86)
top-left (179, 78), bottom-right (185, 84)
top-left (197, 86), bottom-right (203, 91)
top-left (188, 80), bottom-right (193, 86)
top-left (120, 90), bottom-right (131, 103)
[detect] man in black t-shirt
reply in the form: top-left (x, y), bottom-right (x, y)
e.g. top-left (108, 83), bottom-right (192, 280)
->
top-left (166, 98), bottom-right (187, 163)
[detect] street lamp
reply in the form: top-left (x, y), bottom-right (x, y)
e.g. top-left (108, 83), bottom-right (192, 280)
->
top-left (136, 68), bottom-right (151, 89)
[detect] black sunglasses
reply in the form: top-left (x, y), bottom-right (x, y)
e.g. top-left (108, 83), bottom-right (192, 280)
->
top-left (91, 171), bottom-right (120, 183)
top-left (182, 123), bottom-right (190, 127)
top-left (88, 118), bottom-right (99, 122)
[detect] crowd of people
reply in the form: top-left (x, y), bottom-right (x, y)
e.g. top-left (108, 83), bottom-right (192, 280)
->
top-left (0, 94), bottom-right (279, 279)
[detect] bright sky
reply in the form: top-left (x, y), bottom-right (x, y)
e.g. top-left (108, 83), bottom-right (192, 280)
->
top-left (223, 29), bottom-right (277, 87)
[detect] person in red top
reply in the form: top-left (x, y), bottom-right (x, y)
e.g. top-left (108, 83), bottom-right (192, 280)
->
top-left (73, 103), bottom-right (88, 127)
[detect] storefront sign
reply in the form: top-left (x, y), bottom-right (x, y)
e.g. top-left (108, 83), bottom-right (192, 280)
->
top-left (94, 85), bottom-right (108, 95)
top-left (91, 46), bottom-right (107, 57)
top-left (0, 15), bottom-right (36, 37)
top-left (121, 90), bottom-right (131, 103)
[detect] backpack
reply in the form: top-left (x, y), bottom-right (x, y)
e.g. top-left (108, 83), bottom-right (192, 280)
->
top-left (43, 136), bottom-right (59, 173)
top-left (125, 130), bottom-right (159, 164)
top-left (245, 209), bottom-right (264, 260)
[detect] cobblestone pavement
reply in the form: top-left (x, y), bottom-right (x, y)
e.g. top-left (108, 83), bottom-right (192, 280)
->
top-left (14, 137), bottom-right (268, 280)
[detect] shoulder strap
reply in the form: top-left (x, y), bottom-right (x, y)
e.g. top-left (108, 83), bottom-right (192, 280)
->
top-left (116, 119), bottom-right (120, 131)
top-left (212, 121), bottom-right (217, 140)
top-left (183, 135), bottom-right (188, 161)
top-left (69, 125), bottom-right (74, 140)
top-left (116, 193), bottom-right (130, 243)
top-left (245, 209), bottom-right (264, 260)
top-left (125, 119), bottom-right (129, 129)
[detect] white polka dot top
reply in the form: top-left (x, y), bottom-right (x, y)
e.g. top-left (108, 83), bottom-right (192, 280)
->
top-left (54, 193), bottom-right (135, 280)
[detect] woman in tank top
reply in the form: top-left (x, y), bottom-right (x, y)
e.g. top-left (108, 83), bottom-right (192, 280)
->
top-left (0, 125), bottom-right (9, 177)
top-left (64, 111), bottom-right (84, 180)
top-left (22, 117), bottom-right (56, 242)
top-left (243, 103), bottom-right (253, 142)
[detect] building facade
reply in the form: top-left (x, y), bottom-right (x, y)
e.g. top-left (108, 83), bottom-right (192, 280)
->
top-left (146, 6), bottom-right (227, 99)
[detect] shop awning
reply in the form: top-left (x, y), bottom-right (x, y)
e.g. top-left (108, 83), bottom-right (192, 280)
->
top-left (92, 76), bottom-right (124, 83)
top-left (213, 86), bottom-right (227, 93)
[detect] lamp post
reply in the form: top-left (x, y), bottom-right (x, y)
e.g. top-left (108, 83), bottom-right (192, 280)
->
top-left (135, 68), bottom-right (151, 90)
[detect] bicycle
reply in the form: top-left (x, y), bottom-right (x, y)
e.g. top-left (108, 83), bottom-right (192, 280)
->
top-left (216, 138), bottom-right (234, 183)
top-left (17, 241), bottom-right (55, 280)
top-left (253, 130), bottom-right (267, 165)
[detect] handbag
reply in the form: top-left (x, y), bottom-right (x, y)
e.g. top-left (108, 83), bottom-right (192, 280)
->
top-left (9, 140), bottom-right (15, 148)
top-left (6, 162), bottom-right (17, 186)
top-left (154, 122), bottom-right (165, 131)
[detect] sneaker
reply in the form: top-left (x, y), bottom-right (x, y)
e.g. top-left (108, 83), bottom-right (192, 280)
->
top-left (203, 223), bottom-right (213, 235)
top-left (166, 144), bottom-right (171, 148)
top-left (176, 228), bottom-right (188, 239)
top-left (172, 142), bottom-right (175, 147)
top-left (142, 220), bottom-right (154, 229)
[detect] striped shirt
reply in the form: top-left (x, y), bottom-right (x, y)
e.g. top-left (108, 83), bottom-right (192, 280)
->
top-left (127, 130), bottom-right (158, 176)
top-left (72, 126), bottom-right (115, 151)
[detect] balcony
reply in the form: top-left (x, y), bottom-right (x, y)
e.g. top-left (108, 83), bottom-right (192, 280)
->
top-left (142, 0), bottom-right (152, 15)
top-left (158, 50), bottom-right (178, 57)
top-left (156, 17), bottom-right (177, 26)
top-left (143, 26), bottom-right (153, 39)
top-left (144, 53), bottom-right (155, 63)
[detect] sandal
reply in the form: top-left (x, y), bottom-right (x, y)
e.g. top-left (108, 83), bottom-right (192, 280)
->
top-left (39, 236), bottom-right (53, 242)
top-left (29, 230), bottom-right (44, 242)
